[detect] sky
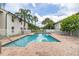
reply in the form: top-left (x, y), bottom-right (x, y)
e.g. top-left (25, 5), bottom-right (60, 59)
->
top-left (4, 3), bottom-right (79, 27)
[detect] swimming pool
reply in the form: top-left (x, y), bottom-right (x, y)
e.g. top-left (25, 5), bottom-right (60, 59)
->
top-left (3, 33), bottom-right (60, 47)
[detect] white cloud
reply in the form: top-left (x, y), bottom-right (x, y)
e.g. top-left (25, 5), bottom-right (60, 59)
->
top-left (34, 7), bottom-right (77, 27)
top-left (59, 3), bottom-right (79, 13)
top-left (34, 13), bottom-right (67, 27)
top-left (5, 3), bottom-right (22, 13)
top-left (42, 15), bottom-right (67, 22)
top-left (34, 13), bottom-right (45, 27)
top-left (34, 3), bottom-right (79, 26)
top-left (34, 13), bottom-right (43, 21)
top-left (5, 3), bottom-right (79, 27)
top-left (32, 3), bottom-right (36, 8)
top-left (50, 3), bottom-right (78, 21)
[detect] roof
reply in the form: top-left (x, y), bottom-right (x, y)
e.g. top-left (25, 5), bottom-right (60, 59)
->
top-left (0, 10), bottom-right (3, 13)
top-left (54, 20), bottom-right (63, 25)
top-left (0, 8), bottom-right (28, 23)
top-left (54, 12), bottom-right (79, 25)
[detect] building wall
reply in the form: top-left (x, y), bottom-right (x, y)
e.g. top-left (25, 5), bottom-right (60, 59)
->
top-left (54, 22), bottom-right (79, 37)
top-left (0, 10), bottom-right (6, 36)
top-left (54, 22), bottom-right (61, 31)
top-left (25, 22), bottom-right (28, 30)
top-left (0, 9), bottom-right (28, 36)
top-left (6, 13), bottom-right (24, 36)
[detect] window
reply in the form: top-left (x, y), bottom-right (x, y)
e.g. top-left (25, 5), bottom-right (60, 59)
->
top-left (21, 27), bottom-right (24, 34)
top-left (20, 20), bottom-right (23, 25)
top-left (24, 28), bottom-right (26, 30)
top-left (19, 19), bottom-right (21, 22)
top-left (21, 27), bottom-right (22, 31)
top-left (19, 19), bottom-right (23, 25)
top-left (21, 21), bottom-right (22, 25)
top-left (11, 26), bottom-right (14, 33)
top-left (12, 16), bottom-right (15, 22)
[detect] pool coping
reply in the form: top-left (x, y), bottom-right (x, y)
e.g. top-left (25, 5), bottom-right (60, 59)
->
top-left (1, 34), bottom-right (34, 46)
top-left (2, 35), bottom-right (28, 47)
top-left (48, 34), bottom-right (61, 42)
top-left (2, 33), bottom-right (61, 47)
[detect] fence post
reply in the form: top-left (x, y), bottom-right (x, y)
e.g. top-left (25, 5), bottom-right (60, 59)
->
top-left (0, 41), bottom-right (1, 54)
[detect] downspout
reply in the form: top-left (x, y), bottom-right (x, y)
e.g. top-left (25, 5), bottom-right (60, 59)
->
top-left (5, 13), bottom-right (7, 37)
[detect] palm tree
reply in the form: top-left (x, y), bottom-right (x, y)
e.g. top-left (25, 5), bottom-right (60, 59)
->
top-left (15, 9), bottom-right (26, 29)
top-left (27, 14), bottom-right (33, 23)
top-left (24, 9), bottom-right (32, 23)
top-left (33, 16), bottom-right (38, 25)
top-left (15, 8), bottom-right (32, 30)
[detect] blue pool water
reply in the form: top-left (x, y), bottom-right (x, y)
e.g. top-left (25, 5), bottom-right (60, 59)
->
top-left (3, 33), bottom-right (60, 47)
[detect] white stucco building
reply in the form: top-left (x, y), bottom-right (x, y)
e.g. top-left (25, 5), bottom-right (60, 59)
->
top-left (54, 20), bottom-right (79, 36)
top-left (54, 21), bottom-right (61, 31)
top-left (0, 9), bottom-right (28, 36)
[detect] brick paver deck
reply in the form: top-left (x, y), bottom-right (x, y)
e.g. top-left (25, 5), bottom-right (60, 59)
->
top-left (0, 33), bottom-right (79, 56)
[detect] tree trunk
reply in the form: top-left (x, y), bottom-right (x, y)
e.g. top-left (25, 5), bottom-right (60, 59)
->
top-left (0, 41), bottom-right (1, 54)
top-left (24, 16), bottom-right (26, 30)
top-left (50, 26), bottom-right (51, 29)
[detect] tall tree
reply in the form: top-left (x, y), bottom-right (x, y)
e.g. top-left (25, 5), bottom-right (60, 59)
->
top-left (32, 16), bottom-right (38, 25)
top-left (15, 8), bottom-right (32, 29)
top-left (27, 14), bottom-right (33, 23)
top-left (42, 18), bottom-right (54, 29)
top-left (61, 13), bottom-right (79, 35)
